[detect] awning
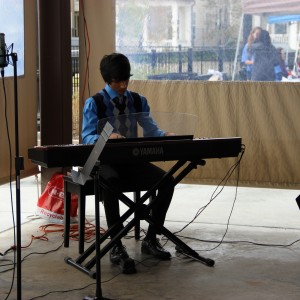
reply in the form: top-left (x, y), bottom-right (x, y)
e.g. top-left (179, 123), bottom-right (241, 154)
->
top-left (268, 14), bottom-right (300, 24)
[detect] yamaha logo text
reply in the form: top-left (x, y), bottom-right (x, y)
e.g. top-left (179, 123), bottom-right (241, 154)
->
top-left (132, 146), bottom-right (164, 156)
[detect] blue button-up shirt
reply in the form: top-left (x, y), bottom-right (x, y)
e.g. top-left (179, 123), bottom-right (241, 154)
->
top-left (82, 84), bottom-right (165, 144)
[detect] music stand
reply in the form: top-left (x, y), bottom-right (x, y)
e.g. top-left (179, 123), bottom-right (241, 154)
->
top-left (71, 122), bottom-right (113, 300)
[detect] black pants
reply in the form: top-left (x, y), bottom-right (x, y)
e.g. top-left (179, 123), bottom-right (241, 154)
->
top-left (99, 163), bottom-right (174, 241)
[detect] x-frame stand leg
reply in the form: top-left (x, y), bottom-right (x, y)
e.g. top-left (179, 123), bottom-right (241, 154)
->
top-left (97, 158), bottom-right (214, 267)
top-left (66, 158), bottom-right (214, 285)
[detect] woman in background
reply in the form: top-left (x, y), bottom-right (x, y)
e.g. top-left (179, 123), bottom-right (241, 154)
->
top-left (277, 47), bottom-right (289, 78)
top-left (250, 29), bottom-right (282, 81)
top-left (241, 26), bottom-right (262, 80)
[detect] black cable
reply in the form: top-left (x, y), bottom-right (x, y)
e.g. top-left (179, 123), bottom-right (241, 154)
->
top-left (172, 146), bottom-right (245, 238)
top-left (0, 242), bottom-right (65, 276)
top-left (159, 144), bottom-right (300, 250)
top-left (28, 282), bottom-right (96, 300)
top-left (0, 246), bottom-right (15, 257)
top-left (174, 234), bottom-right (300, 249)
top-left (21, 241), bottom-right (64, 262)
top-left (0, 258), bottom-right (15, 274)
top-left (200, 146), bottom-right (244, 252)
top-left (80, 0), bottom-right (91, 97)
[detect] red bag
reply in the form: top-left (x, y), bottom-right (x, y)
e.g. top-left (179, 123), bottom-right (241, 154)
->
top-left (37, 173), bottom-right (78, 224)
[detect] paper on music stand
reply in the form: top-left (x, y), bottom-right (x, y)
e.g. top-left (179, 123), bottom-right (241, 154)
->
top-left (71, 122), bottom-right (113, 185)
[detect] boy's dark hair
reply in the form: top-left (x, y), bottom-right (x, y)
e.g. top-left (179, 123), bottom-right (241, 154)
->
top-left (100, 53), bottom-right (132, 84)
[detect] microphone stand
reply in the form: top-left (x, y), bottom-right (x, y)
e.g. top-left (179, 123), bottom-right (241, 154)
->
top-left (6, 52), bottom-right (24, 300)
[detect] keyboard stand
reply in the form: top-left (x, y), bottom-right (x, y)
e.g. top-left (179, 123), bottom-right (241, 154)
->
top-left (65, 157), bottom-right (214, 289)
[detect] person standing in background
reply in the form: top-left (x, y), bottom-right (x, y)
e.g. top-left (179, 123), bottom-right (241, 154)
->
top-left (241, 26), bottom-right (262, 80)
top-left (277, 47), bottom-right (289, 78)
top-left (250, 29), bottom-right (282, 81)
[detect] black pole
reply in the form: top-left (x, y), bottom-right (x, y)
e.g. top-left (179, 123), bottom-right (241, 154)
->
top-left (218, 46), bottom-right (223, 72)
top-left (188, 48), bottom-right (193, 73)
top-left (178, 45), bottom-right (182, 73)
top-left (83, 166), bottom-right (112, 300)
top-left (12, 52), bottom-right (24, 300)
top-left (94, 170), bottom-right (103, 299)
top-left (151, 49), bottom-right (156, 70)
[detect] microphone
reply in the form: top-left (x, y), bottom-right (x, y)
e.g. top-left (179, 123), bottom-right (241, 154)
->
top-left (0, 33), bottom-right (8, 69)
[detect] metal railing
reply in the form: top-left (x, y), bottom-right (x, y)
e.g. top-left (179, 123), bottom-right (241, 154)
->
top-left (124, 45), bottom-right (237, 80)
top-left (71, 45), bottom-right (239, 83)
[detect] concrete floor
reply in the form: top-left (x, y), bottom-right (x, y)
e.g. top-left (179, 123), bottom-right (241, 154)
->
top-left (1, 174), bottom-right (300, 299)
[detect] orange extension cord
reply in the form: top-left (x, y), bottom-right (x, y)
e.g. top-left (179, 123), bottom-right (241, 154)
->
top-left (7, 219), bottom-right (106, 252)
top-left (39, 219), bottom-right (106, 243)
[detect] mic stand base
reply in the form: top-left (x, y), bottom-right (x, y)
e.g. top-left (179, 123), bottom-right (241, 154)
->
top-left (83, 297), bottom-right (113, 300)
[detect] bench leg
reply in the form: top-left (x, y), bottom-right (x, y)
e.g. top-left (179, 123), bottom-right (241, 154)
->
top-left (78, 192), bottom-right (86, 254)
top-left (134, 191), bottom-right (140, 240)
top-left (64, 182), bottom-right (71, 248)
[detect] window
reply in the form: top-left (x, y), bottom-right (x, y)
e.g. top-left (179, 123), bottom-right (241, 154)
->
top-left (115, 0), bottom-right (299, 82)
top-left (274, 23), bottom-right (287, 34)
top-left (0, 0), bottom-right (24, 77)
